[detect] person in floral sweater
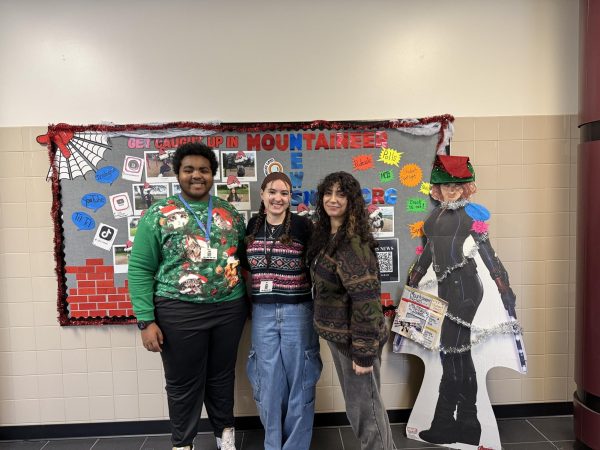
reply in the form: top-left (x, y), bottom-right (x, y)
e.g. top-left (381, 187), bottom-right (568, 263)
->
top-left (129, 143), bottom-right (246, 450)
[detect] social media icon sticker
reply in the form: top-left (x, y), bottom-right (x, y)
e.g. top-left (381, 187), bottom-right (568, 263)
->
top-left (109, 193), bottom-right (133, 219)
top-left (92, 223), bottom-right (118, 251)
top-left (122, 156), bottom-right (144, 182)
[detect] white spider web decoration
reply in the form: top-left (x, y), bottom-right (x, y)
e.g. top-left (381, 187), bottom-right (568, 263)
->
top-left (48, 132), bottom-right (111, 180)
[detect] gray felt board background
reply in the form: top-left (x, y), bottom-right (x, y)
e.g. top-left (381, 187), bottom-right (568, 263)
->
top-left (60, 127), bottom-right (439, 307)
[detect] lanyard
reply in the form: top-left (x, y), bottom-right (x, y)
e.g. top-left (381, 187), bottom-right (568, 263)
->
top-left (178, 194), bottom-right (213, 242)
top-left (263, 221), bottom-right (282, 269)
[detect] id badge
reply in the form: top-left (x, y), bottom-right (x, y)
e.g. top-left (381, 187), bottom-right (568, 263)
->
top-left (259, 280), bottom-right (273, 293)
top-left (201, 247), bottom-right (218, 261)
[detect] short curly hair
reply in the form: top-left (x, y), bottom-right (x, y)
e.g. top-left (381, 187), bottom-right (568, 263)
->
top-left (172, 142), bottom-right (218, 176)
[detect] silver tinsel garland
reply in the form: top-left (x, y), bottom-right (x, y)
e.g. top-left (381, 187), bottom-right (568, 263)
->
top-left (407, 314), bottom-right (523, 354)
top-left (419, 233), bottom-right (489, 290)
top-left (439, 198), bottom-right (469, 210)
top-left (401, 201), bottom-right (523, 354)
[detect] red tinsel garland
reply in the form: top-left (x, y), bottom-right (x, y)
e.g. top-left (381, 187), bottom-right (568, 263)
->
top-left (46, 115), bottom-right (454, 135)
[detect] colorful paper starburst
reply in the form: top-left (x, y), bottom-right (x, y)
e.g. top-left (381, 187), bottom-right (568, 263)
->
top-left (409, 221), bottom-right (425, 238)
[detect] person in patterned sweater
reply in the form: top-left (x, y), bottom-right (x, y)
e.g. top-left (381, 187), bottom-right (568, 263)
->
top-left (307, 172), bottom-right (393, 450)
top-left (129, 143), bottom-right (246, 450)
top-left (242, 171), bottom-right (322, 450)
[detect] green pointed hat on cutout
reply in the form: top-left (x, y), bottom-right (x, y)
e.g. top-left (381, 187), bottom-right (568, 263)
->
top-left (430, 155), bottom-right (475, 184)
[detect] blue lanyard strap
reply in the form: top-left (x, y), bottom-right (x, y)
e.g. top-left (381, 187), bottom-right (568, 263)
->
top-left (178, 194), bottom-right (213, 242)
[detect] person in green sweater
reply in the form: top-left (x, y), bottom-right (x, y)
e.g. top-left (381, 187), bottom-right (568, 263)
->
top-left (307, 171), bottom-right (393, 450)
top-left (129, 143), bottom-right (247, 450)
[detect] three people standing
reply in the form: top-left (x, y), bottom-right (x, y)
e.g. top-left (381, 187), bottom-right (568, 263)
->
top-left (130, 139), bottom-right (392, 450)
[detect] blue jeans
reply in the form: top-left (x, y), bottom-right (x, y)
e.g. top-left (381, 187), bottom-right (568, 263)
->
top-left (247, 302), bottom-right (322, 450)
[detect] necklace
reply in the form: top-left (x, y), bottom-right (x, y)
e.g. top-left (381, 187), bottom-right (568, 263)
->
top-left (266, 222), bottom-right (283, 239)
top-left (328, 231), bottom-right (338, 248)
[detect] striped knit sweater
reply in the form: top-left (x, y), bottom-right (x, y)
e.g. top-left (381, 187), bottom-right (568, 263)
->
top-left (243, 214), bottom-right (313, 304)
top-left (311, 236), bottom-right (388, 367)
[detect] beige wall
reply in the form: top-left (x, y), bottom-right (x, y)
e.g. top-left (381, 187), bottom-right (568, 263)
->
top-left (0, 0), bottom-right (578, 126)
top-left (0, 116), bottom-right (578, 424)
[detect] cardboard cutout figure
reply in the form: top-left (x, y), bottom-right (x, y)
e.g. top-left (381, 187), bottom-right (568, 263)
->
top-left (394, 155), bottom-right (526, 450)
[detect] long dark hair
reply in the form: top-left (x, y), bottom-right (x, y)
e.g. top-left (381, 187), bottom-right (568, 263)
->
top-left (306, 171), bottom-right (377, 262)
top-left (245, 172), bottom-right (293, 246)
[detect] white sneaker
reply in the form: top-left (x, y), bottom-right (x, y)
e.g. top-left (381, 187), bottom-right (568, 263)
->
top-left (216, 427), bottom-right (235, 450)
top-left (172, 446), bottom-right (192, 450)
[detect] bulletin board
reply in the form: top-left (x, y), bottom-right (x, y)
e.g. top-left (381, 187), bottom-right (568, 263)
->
top-left (37, 116), bottom-right (454, 325)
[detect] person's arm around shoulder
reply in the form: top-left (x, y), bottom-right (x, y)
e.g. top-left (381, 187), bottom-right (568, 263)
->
top-left (238, 215), bottom-right (256, 271)
top-left (291, 213), bottom-right (313, 245)
top-left (301, 214), bottom-right (314, 241)
top-left (295, 214), bottom-right (314, 280)
top-left (128, 208), bottom-right (164, 352)
top-left (231, 206), bottom-right (247, 260)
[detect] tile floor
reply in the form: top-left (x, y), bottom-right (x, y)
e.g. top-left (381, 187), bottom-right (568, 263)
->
top-left (0, 416), bottom-right (577, 449)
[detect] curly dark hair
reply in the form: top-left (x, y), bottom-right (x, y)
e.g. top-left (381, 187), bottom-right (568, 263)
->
top-left (172, 142), bottom-right (218, 176)
top-left (306, 171), bottom-right (377, 262)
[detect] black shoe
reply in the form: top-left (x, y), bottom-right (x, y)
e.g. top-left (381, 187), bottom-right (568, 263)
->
top-left (419, 418), bottom-right (458, 444)
top-left (456, 416), bottom-right (481, 445)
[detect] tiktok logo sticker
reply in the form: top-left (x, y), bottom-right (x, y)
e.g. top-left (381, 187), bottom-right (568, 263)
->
top-left (92, 223), bottom-right (118, 251)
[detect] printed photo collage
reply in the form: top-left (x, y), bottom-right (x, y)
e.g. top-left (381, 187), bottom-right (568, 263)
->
top-left (104, 149), bottom-right (259, 272)
top-left (142, 148), bottom-right (257, 209)
top-left (94, 144), bottom-right (405, 278)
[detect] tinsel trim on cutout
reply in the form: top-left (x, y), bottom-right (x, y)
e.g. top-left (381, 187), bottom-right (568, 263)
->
top-left (406, 315), bottom-right (523, 354)
top-left (439, 198), bottom-right (469, 210)
top-left (410, 230), bottom-right (524, 353)
top-left (419, 233), bottom-right (489, 290)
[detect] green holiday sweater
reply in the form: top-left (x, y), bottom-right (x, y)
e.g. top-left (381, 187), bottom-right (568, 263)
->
top-left (128, 195), bottom-right (246, 321)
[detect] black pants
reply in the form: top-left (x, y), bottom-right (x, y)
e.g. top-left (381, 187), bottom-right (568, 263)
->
top-left (437, 269), bottom-right (483, 422)
top-left (155, 296), bottom-right (248, 447)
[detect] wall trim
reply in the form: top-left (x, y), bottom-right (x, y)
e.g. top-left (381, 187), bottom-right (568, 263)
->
top-left (0, 402), bottom-right (573, 441)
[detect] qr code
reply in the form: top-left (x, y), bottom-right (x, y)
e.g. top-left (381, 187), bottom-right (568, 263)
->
top-left (377, 251), bottom-right (393, 273)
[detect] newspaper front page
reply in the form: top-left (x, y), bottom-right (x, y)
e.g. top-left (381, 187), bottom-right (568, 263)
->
top-left (392, 286), bottom-right (448, 349)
